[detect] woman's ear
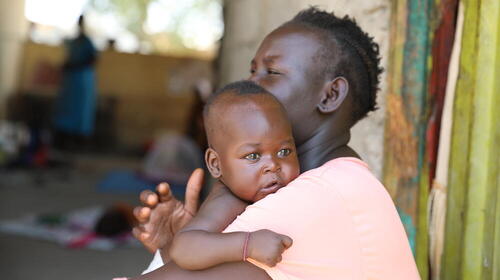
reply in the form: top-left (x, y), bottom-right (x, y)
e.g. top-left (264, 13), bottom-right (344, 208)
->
top-left (205, 148), bottom-right (222, 178)
top-left (317, 76), bottom-right (349, 114)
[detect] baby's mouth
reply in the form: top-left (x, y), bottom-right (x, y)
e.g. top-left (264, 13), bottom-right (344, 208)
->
top-left (261, 180), bottom-right (283, 194)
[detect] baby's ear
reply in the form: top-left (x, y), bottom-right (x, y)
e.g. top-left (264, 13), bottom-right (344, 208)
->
top-left (317, 76), bottom-right (349, 114)
top-left (205, 148), bottom-right (222, 178)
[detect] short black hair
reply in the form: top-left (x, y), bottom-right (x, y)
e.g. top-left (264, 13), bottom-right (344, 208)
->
top-left (287, 7), bottom-right (383, 123)
top-left (203, 80), bottom-right (275, 118)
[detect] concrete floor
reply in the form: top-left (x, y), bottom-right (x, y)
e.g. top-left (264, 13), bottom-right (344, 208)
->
top-left (0, 153), bottom-right (154, 280)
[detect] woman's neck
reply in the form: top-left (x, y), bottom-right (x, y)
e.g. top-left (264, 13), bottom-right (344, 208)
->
top-left (297, 127), bottom-right (359, 172)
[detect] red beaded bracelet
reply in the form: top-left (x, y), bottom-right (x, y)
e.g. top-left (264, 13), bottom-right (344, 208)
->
top-left (243, 232), bottom-right (251, 261)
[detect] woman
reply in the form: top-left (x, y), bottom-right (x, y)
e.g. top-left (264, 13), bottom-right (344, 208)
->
top-left (132, 8), bottom-right (420, 280)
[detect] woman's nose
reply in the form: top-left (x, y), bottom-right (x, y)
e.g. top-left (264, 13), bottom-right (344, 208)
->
top-left (248, 70), bottom-right (263, 84)
top-left (248, 73), bottom-right (258, 83)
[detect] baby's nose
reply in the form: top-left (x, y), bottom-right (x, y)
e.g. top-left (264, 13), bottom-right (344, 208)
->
top-left (263, 157), bottom-right (281, 173)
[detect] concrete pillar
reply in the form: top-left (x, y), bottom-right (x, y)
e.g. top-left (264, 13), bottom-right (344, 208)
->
top-left (0, 0), bottom-right (28, 118)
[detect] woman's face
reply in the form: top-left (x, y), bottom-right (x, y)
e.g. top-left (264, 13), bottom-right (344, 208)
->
top-left (248, 24), bottom-right (326, 146)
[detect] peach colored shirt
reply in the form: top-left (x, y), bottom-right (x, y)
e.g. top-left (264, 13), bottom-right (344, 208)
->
top-left (224, 158), bottom-right (420, 280)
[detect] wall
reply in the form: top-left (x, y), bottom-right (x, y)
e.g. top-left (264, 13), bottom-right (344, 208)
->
top-left (0, 0), bottom-right (28, 118)
top-left (220, 0), bottom-right (391, 178)
top-left (16, 42), bottom-right (213, 148)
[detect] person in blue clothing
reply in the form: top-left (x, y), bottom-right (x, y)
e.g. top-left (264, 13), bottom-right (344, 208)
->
top-left (53, 15), bottom-right (97, 147)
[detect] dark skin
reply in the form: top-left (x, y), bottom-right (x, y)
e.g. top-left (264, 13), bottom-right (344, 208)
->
top-left (169, 93), bottom-right (298, 270)
top-left (132, 23), bottom-right (360, 280)
top-left (249, 24), bottom-right (359, 171)
top-left (204, 94), bottom-right (300, 203)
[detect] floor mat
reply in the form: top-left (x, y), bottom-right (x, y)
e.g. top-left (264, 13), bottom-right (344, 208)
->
top-left (0, 206), bottom-right (140, 251)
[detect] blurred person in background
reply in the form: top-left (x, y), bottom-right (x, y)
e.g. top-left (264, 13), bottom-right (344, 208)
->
top-left (53, 15), bottom-right (97, 150)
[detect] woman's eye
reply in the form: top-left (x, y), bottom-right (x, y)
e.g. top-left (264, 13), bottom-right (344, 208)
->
top-left (277, 149), bottom-right (291, 157)
top-left (267, 69), bottom-right (280, 75)
top-left (250, 68), bottom-right (256, 74)
top-left (245, 153), bottom-right (260, 161)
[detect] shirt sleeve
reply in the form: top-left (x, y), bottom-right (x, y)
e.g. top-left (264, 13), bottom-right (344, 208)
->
top-left (142, 250), bottom-right (164, 275)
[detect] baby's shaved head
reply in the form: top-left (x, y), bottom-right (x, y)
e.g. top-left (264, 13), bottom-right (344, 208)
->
top-left (203, 80), bottom-right (290, 150)
top-left (203, 80), bottom-right (276, 117)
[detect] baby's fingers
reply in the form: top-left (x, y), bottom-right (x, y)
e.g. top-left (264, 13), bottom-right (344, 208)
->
top-left (139, 190), bottom-right (158, 206)
top-left (133, 206), bottom-right (151, 224)
top-left (265, 256), bottom-right (280, 267)
top-left (276, 254), bottom-right (282, 264)
top-left (280, 234), bottom-right (293, 249)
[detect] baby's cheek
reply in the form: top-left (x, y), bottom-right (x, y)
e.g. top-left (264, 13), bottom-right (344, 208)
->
top-left (238, 178), bottom-right (265, 202)
top-left (283, 164), bottom-right (300, 184)
top-left (245, 184), bottom-right (263, 202)
top-left (251, 191), bottom-right (267, 202)
top-left (231, 180), bottom-right (260, 202)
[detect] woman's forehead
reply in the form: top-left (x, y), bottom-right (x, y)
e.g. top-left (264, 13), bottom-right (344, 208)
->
top-left (260, 25), bottom-right (322, 54)
top-left (253, 27), bottom-right (324, 74)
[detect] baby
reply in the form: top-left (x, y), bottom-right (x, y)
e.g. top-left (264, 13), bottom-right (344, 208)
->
top-left (168, 80), bottom-right (300, 270)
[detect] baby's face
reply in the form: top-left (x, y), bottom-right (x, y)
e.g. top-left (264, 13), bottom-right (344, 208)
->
top-left (212, 96), bottom-right (300, 202)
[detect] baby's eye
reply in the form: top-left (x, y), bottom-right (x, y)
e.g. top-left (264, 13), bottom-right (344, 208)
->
top-left (277, 148), bottom-right (291, 157)
top-left (245, 153), bottom-right (260, 161)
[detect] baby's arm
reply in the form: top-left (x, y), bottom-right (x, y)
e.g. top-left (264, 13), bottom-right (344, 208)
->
top-left (168, 182), bottom-right (247, 269)
top-left (169, 183), bottom-right (293, 270)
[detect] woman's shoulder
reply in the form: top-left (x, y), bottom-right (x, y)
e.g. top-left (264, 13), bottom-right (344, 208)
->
top-left (298, 157), bottom-right (372, 181)
top-left (254, 157), bottom-right (384, 208)
top-left (286, 157), bottom-right (386, 198)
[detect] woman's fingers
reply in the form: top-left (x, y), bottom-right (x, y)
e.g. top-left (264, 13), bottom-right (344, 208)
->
top-left (184, 168), bottom-right (204, 216)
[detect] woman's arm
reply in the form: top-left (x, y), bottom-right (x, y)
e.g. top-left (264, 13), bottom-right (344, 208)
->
top-left (132, 259), bottom-right (272, 280)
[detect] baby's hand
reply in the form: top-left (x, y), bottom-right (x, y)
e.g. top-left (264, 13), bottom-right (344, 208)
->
top-left (247, 229), bottom-right (293, 267)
